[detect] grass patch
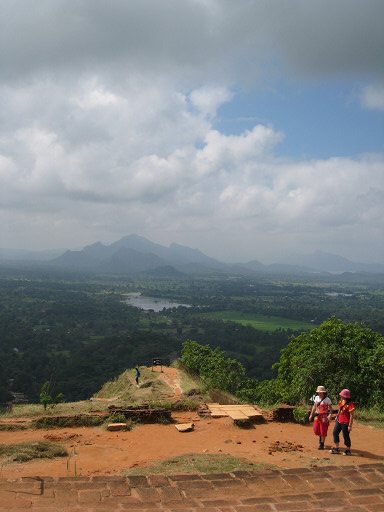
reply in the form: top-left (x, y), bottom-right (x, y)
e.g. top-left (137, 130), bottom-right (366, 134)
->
top-left (355, 407), bottom-right (384, 429)
top-left (1, 401), bottom-right (109, 420)
top-left (94, 367), bottom-right (172, 403)
top-left (200, 311), bottom-right (316, 332)
top-left (0, 441), bottom-right (67, 464)
top-left (125, 453), bottom-right (275, 475)
top-left (32, 415), bottom-right (105, 429)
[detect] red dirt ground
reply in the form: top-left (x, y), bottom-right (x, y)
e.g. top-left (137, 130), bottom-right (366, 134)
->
top-left (1, 367), bottom-right (383, 478)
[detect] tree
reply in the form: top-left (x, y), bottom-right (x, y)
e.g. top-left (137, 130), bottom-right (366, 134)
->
top-left (39, 381), bottom-right (64, 410)
top-left (272, 317), bottom-right (384, 406)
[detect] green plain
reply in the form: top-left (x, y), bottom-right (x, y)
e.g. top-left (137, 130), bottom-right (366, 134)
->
top-left (201, 311), bottom-right (316, 332)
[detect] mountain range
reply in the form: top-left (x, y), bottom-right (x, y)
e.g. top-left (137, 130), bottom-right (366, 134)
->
top-left (1, 234), bottom-right (384, 276)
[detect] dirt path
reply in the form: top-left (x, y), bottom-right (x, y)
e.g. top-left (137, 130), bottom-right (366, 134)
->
top-left (1, 415), bottom-right (383, 479)
top-left (156, 366), bottom-right (182, 400)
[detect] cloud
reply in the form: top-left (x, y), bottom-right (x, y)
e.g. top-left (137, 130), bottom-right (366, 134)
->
top-left (2, 76), bottom-right (382, 260)
top-left (190, 86), bottom-right (234, 118)
top-left (360, 84), bottom-right (384, 111)
top-left (0, 1), bottom-right (383, 262)
top-left (1, 1), bottom-right (384, 85)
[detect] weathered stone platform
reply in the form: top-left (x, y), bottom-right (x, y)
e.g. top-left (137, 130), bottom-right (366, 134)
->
top-left (0, 463), bottom-right (383, 510)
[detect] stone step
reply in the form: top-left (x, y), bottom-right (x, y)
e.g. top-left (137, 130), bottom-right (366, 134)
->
top-left (0, 463), bottom-right (383, 510)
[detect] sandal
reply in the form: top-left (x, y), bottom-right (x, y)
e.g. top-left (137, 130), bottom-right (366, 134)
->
top-left (329, 447), bottom-right (340, 454)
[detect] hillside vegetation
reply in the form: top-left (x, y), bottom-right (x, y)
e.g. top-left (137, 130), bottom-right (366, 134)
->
top-left (181, 317), bottom-right (384, 410)
top-left (1, 268), bottom-right (384, 405)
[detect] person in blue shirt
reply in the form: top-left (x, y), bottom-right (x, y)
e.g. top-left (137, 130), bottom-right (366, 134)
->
top-left (135, 367), bottom-right (140, 385)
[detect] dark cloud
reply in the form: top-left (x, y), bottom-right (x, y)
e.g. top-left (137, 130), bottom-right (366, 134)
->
top-left (1, 1), bottom-right (383, 84)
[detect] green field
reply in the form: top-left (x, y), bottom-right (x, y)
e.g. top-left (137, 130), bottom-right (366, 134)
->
top-left (201, 311), bottom-right (316, 332)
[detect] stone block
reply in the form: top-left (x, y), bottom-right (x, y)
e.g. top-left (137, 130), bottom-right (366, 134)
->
top-left (107, 422), bottom-right (127, 431)
top-left (132, 486), bottom-right (161, 502)
top-left (127, 475), bottom-right (148, 487)
top-left (109, 482), bottom-right (132, 496)
top-left (148, 474), bottom-right (170, 487)
top-left (158, 486), bottom-right (183, 502)
top-left (78, 489), bottom-right (101, 503)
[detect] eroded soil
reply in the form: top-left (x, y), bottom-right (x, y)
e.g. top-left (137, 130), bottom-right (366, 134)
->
top-left (1, 367), bottom-right (383, 478)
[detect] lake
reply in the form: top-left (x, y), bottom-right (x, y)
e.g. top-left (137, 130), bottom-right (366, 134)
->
top-left (124, 293), bottom-right (191, 312)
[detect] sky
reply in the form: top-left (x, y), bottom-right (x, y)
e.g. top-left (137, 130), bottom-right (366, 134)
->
top-left (0, 0), bottom-right (383, 264)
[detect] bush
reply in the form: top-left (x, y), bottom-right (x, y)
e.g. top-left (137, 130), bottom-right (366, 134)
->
top-left (237, 377), bottom-right (283, 406)
top-left (108, 412), bottom-right (127, 423)
top-left (292, 406), bottom-right (310, 424)
top-left (273, 317), bottom-right (384, 407)
top-left (181, 340), bottom-right (246, 394)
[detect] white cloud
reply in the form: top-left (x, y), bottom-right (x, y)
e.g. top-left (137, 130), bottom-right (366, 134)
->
top-left (190, 86), bottom-right (233, 118)
top-left (73, 83), bottom-right (122, 109)
top-left (0, 72), bottom-right (383, 260)
top-left (360, 84), bottom-right (384, 111)
top-left (0, 1), bottom-right (383, 262)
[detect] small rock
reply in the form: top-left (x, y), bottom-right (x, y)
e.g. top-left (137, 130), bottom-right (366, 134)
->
top-left (107, 423), bottom-right (127, 431)
top-left (175, 423), bottom-right (194, 432)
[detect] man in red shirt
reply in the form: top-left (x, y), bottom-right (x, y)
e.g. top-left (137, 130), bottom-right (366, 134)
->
top-left (330, 389), bottom-right (355, 456)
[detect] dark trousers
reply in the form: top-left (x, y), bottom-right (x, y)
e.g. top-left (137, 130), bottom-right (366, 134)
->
top-left (333, 420), bottom-right (351, 448)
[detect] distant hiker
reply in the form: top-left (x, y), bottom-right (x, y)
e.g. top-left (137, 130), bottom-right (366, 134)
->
top-left (309, 385), bottom-right (332, 450)
top-left (135, 367), bottom-right (140, 385)
top-left (330, 388), bottom-right (355, 456)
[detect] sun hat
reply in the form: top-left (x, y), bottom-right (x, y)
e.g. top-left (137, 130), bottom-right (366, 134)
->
top-left (316, 385), bottom-right (326, 393)
top-left (339, 389), bottom-right (350, 398)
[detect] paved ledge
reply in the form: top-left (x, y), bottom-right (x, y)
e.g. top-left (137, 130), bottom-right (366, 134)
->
top-left (0, 463), bottom-right (383, 510)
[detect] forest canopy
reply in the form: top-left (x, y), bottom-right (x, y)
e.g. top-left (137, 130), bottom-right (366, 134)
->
top-left (182, 317), bottom-right (384, 408)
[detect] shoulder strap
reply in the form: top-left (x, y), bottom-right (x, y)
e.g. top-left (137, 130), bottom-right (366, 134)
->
top-left (336, 401), bottom-right (345, 420)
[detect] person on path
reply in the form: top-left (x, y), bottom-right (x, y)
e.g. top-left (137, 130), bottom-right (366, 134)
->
top-left (135, 367), bottom-right (140, 386)
top-left (309, 385), bottom-right (332, 450)
top-left (330, 388), bottom-right (355, 456)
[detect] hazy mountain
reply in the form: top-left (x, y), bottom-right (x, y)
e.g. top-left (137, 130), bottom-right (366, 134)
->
top-left (54, 249), bottom-right (100, 269)
top-left (2, 236), bottom-right (383, 276)
top-left (0, 248), bottom-right (65, 261)
top-left (284, 250), bottom-right (384, 274)
top-left (51, 234), bottom-right (224, 275)
top-left (240, 259), bottom-right (266, 272)
top-left (96, 247), bottom-right (167, 274)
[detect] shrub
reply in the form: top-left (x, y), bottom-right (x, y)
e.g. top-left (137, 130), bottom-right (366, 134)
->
top-left (274, 317), bottom-right (384, 407)
top-left (292, 406), bottom-right (310, 424)
top-left (181, 340), bottom-right (246, 394)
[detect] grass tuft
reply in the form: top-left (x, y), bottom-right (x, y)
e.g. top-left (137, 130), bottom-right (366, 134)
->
top-left (0, 441), bottom-right (67, 464)
top-left (355, 407), bottom-right (384, 429)
top-left (125, 453), bottom-right (275, 475)
top-left (1, 401), bottom-right (109, 419)
top-left (32, 415), bottom-right (105, 429)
